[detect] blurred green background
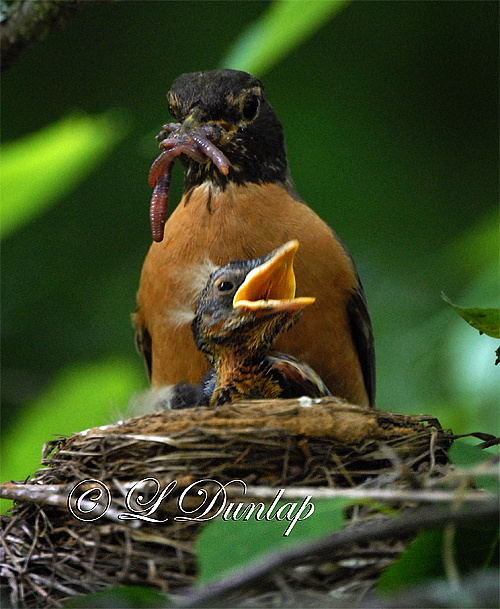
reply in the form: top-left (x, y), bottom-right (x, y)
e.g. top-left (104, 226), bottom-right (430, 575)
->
top-left (2, 1), bottom-right (498, 491)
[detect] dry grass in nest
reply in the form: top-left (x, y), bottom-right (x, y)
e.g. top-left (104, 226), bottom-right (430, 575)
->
top-left (0, 398), bottom-right (464, 607)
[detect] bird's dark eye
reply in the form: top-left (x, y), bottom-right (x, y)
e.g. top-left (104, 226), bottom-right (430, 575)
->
top-left (217, 280), bottom-right (234, 293)
top-left (242, 95), bottom-right (260, 120)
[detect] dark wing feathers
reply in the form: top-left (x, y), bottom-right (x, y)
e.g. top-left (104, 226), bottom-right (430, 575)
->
top-left (268, 354), bottom-right (331, 399)
top-left (134, 323), bottom-right (153, 380)
top-left (346, 276), bottom-right (376, 407)
top-left (170, 369), bottom-right (214, 409)
top-left (168, 355), bottom-right (329, 409)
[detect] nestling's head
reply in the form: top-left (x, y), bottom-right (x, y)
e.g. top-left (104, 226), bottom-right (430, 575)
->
top-left (191, 240), bottom-right (315, 363)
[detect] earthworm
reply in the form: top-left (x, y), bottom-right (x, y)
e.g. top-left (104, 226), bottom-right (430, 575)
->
top-left (190, 133), bottom-right (230, 176)
top-left (155, 123), bottom-right (179, 143)
top-left (150, 169), bottom-right (172, 242)
top-left (148, 141), bottom-right (206, 188)
top-left (148, 130), bottom-right (230, 242)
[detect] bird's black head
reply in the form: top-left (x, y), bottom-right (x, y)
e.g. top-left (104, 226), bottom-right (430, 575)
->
top-left (164, 69), bottom-right (293, 191)
top-left (191, 240), bottom-right (315, 363)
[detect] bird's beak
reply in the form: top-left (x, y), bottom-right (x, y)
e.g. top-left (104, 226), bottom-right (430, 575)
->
top-left (233, 240), bottom-right (316, 314)
top-left (179, 107), bottom-right (204, 137)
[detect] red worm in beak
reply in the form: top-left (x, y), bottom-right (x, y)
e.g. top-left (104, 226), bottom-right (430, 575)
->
top-left (148, 141), bottom-right (206, 188)
top-left (148, 131), bottom-right (230, 242)
top-left (191, 133), bottom-right (230, 176)
top-left (150, 169), bottom-right (172, 243)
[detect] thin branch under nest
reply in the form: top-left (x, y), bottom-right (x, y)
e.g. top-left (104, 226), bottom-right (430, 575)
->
top-left (0, 397), bottom-right (495, 608)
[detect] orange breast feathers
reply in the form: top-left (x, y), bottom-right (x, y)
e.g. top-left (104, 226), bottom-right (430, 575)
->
top-left (135, 181), bottom-right (370, 406)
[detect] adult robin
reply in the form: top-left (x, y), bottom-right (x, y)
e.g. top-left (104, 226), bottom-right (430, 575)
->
top-left (135, 69), bottom-right (375, 407)
top-left (171, 240), bottom-right (330, 408)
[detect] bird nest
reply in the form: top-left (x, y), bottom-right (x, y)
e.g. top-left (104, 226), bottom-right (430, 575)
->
top-left (1, 398), bottom-right (457, 608)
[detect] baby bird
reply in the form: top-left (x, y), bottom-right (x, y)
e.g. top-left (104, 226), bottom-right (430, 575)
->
top-left (171, 240), bottom-right (331, 408)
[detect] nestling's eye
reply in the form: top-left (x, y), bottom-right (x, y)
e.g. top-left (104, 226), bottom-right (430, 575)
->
top-left (217, 280), bottom-right (235, 293)
top-left (242, 95), bottom-right (260, 120)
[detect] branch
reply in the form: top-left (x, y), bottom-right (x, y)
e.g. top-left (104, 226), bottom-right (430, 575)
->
top-left (243, 486), bottom-right (493, 504)
top-left (175, 499), bottom-right (499, 608)
top-left (0, 0), bottom-right (83, 74)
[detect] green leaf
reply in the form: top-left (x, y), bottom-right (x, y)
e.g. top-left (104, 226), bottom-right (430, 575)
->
top-left (378, 521), bottom-right (499, 593)
top-left (449, 439), bottom-right (490, 467)
top-left (441, 293), bottom-right (500, 339)
top-left (196, 497), bottom-right (349, 585)
top-left (449, 440), bottom-right (500, 494)
top-left (221, 0), bottom-right (350, 76)
top-left (0, 110), bottom-right (129, 239)
top-left (0, 358), bottom-right (143, 514)
top-left (378, 528), bottom-right (444, 591)
top-left (64, 585), bottom-right (171, 608)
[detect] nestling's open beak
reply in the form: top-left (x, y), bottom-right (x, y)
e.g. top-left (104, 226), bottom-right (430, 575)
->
top-left (233, 240), bottom-right (315, 314)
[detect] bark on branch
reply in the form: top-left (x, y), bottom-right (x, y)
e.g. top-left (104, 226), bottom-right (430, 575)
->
top-left (0, 0), bottom-right (82, 74)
